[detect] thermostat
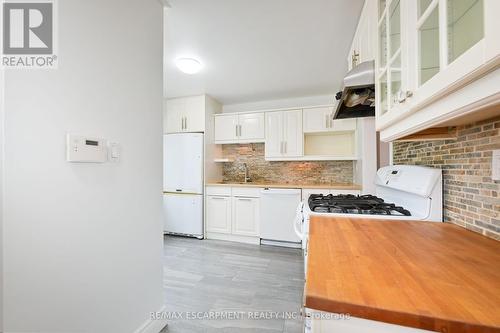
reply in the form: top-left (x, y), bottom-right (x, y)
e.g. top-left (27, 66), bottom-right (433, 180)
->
top-left (66, 134), bottom-right (107, 163)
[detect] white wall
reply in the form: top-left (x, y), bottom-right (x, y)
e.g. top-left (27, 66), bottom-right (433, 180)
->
top-left (222, 94), bottom-right (336, 113)
top-left (0, 68), bottom-right (4, 332)
top-left (2, 0), bottom-right (165, 332)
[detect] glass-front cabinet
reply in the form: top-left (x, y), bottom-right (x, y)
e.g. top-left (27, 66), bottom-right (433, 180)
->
top-left (376, 0), bottom-right (500, 140)
top-left (376, 0), bottom-right (405, 119)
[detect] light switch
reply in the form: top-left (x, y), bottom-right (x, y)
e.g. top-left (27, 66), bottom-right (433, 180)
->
top-left (492, 150), bottom-right (500, 181)
top-left (108, 142), bottom-right (120, 162)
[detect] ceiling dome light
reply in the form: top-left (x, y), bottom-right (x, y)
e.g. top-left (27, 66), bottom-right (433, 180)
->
top-left (175, 57), bottom-right (203, 74)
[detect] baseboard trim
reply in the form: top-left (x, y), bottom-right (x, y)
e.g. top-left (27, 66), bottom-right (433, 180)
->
top-left (261, 239), bottom-right (302, 248)
top-left (133, 305), bottom-right (168, 333)
top-left (205, 232), bottom-right (260, 245)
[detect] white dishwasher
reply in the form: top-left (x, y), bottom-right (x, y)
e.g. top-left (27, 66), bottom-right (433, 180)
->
top-left (260, 188), bottom-right (302, 248)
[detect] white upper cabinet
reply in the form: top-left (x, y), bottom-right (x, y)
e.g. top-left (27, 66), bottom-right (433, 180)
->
top-left (265, 110), bottom-right (303, 159)
top-left (303, 107), bottom-right (334, 133)
top-left (165, 95), bottom-right (206, 133)
top-left (348, 0), bottom-right (377, 70)
top-left (264, 111), bottom-right (284, 157)
top-left (238, 113), bottom-right (265, 141)
top-left (283, 110), bottom-right (303, 157)
top-left (214, 112), bottom-right (265, 144)
top-left (303, 107), bottom-right (357, 133)
top-left (376, 0), bottom-right (405, 118)
top-left (214, 114), bottom-right (238, 142)
top-left (375, 0), bottom-right (500, 141)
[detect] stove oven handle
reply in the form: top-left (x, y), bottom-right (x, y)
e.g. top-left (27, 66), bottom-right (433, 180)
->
top-left (293, 202), bottom-right (304, 240)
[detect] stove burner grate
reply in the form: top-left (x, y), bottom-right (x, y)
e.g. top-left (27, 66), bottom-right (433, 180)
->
top-left (308, 194), bottom-right (411, 216)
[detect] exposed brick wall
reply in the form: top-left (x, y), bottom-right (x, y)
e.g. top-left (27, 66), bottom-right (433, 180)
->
top-left (221, 143), bottom-right (354, 185)
top-left (393, 116), bottom-right (500, 241)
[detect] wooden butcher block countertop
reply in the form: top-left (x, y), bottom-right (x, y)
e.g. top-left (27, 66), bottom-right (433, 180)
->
top-left (305, 216), bottom-right (500, 333)
top-left (205, 181), bottom-right (361, 190)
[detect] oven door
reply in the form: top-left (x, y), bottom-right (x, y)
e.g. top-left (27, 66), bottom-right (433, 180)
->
top-left (294, 201), bottom-right (311, 277)
top-left (293, 201), bottom-right (305, 240)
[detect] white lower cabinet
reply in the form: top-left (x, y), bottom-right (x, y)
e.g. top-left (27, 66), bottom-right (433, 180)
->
top-left (205, 186), bottom-right (261, 244)
top-left (232, 197), bottom-right (259, 236)
top-left (206, 195), bottom-right (231, 234)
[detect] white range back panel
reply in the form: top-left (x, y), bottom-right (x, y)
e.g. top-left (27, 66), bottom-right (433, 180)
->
top-left (163, 133), bottom-right (204, 194)
top-left (375, 165), bottom-right (443, 221)
top-left (375, 165), bottom-right (441, 197)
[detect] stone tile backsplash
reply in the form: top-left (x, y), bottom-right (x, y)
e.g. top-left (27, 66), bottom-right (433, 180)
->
top-left (221, 143), bottom-right (354, 184)
top-left (393, 116), bottom-right (500, 241)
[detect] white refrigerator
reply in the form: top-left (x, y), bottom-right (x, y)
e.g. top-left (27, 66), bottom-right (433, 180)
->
top-left (163, 133), bottom-right (204, 238)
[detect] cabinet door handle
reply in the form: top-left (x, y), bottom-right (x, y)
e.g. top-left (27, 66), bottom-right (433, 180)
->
top-left (238, 125), bottom-right (242, 137)
top-left (237, 198), bottom-right (252, 201)
top-left (284, 141), bottom-right (287, 154)
top-left (325, 114), bottom-right (329, 128)
top-left (211, 196), bottom-right (226, 200)
top-left (236, 125), bottom-right (238, 137)
top-left (185, 117), bottom-right (187, 130)
top-left (181, 118), bottom-right (184, 130)
top-left (280, 141), bottom-right (283, 154)
top-left (397, 90), bottom-right (414, 104)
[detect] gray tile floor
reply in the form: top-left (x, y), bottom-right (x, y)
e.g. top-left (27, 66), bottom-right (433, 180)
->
top-left (161, 235), bottom-right (305, 333)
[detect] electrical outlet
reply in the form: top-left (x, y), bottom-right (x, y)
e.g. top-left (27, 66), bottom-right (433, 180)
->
top-left (492, 150), bottom-right (500, 181)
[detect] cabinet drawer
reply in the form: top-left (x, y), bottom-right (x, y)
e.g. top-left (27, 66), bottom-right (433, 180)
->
top-left (232, 187), bottom-right (262, 198)
top-left (206, 186), bottom-right (231, 196)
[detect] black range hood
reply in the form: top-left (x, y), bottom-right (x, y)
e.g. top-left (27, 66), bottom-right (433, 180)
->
top-left (333, 60), bottom-right (376, 120)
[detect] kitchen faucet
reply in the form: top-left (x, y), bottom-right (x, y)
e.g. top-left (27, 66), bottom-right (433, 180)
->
top-left (243, 163), bottom-right (251, 183)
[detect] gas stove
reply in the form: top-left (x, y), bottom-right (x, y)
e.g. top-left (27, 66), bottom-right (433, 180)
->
top-left (295, 165), bottom-right (444, 277)
top-left (308, 194), bottom-right (411, 216)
